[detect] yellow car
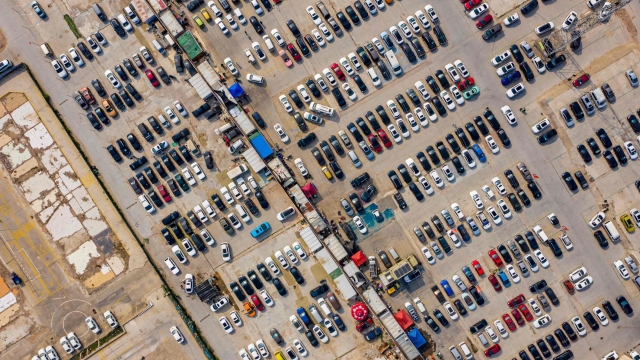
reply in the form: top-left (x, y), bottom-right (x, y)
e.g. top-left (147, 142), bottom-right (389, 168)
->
top-left (321, 166), bottom-right (333, 180)
top-left (200, 8), bottom-right (211, 22)
top-left (621, 214), bottom-right (635, 232)
top-left (101, 99), bottom-right (117, 117)
top-left (192, 15), bottom-right (204, 28)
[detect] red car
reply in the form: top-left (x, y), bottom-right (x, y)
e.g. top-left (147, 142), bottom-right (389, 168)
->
top-left (464, 0), bottom-right (482, 11)
top-left (377, 129), bottom-right (392, 148)
top-left (81, 87), bottom-right (96, 105)
top-left (563, 280), bottom-right (575, 294)
top-left (356, 318), bottom-right (373, 332)
top-left (251, 294), bottom-right (265, 311)
top-left (471, 260), bottom-right (484, 275)
top-left (331, 63), bottom-right (346, 81)
top-left (157, 185), bottom-right (171, 203)
top-left (502, 313), bottom-right (516, 331)
top-left (488, 249), bottom-right (504, 267)
top-left (145, 69), bottom-right (160, 87)
top-left (484, 344), bottom-right (501, 357)
top-left (507, 294), bottom-right (525, 308)
top-left (511, 308), bottom-right (525, 326)
top-left (368, 134), bottom-right (382, 153)
top-left (476, 14), bottom-right (493, 29)
top-left (573, 73), bottom-right (590, 87)
top-left (518, 304), bottom-right (533, 321)
top-left (287, 43), bottom-right (302, 61)
top-left (488, 275), bottom-right (502, 292)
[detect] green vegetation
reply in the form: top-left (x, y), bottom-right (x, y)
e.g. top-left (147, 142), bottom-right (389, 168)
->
top-left (63, 14), bottom-right (82, 38)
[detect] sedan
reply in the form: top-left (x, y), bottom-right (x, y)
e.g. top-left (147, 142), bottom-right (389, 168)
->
top-left (573, 73), bottom-right (590, 87)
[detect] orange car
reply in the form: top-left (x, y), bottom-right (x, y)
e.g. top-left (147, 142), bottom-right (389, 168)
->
top-left (101, 99), bottom-right (117, 117)
top-left (243, 301), bottom-right (256, 317)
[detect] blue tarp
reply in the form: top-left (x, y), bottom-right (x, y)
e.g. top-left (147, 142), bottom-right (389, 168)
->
top-left (407, 327), bottom-right (427, 349)
top-left (229, 83), bottom-right (245, 98)
top-left (248, 133), bottom-right (274, 159)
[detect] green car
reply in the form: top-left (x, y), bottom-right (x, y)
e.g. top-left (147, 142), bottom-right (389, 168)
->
top-left (463, 86), bottom-right (480, 99)
top-left (192, 15), bottom-right (204, 28)
top-left (175, 174), bottom-right (189, 191)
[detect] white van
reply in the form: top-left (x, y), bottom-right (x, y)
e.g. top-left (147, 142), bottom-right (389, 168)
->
top-left (449, 346), bottom-right (463, 360)
top-left (459, 342), bottom-right (473, 360)
top-left (309, 102), bottom-right (335, 116)
top-left (262, 35), bottom-right (275, 51)
top-left (590, 88), bottom-right (606, 109)
top-left (235, 204), bottom-right (250, 223)
top-left (309, 305), bottom-right (323, 323)
top-left (367, 68), bottom-right (382, 87)
top-left (348, 150), bottom-right (362, 168)
top-left (40, 43), bottom-right (53, 57)
top-left (587, 0), bottom-right (603, 8)
top-left (317, 298), bottom-right (332, 316)
top-left (124, 6), bottom-right (140, 24)
top-left (152, 40), bottom-right (166, 55)
top-left (228, 139), bottom-right (244, 154)
top-left (603, 221), bottom-right (620, 241)
top-left (388, 247), bottom-right (400, 262)
top-left (384, 51), bottom-right (402, 76)
top-left (413, 297), bottom-right (427, 314)
top-left (117, 14), bottom-right (133, 31)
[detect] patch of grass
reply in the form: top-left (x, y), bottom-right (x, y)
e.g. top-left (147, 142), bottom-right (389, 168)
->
top-left (63, 14), bottom-right (82, 39)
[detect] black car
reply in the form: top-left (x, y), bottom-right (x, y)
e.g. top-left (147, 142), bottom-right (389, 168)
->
top-left (603, 150), bottom-right (618, 169)
top-left (594, 230), bottom-right (609, 248)
top-left (422, 32), bottom-right (438, 51)
top-left (510, 44), bottom-right (524, 63)
top-left (400, 43), bottom-right (416, 62)
top-left (435, 141), bottom-right (449, 160)
top-left (424, 315), bottom-right (440, 332)
top-left (504, 170), bottom-right (519, 189)
top-left (469, 319), bottom-right (488, 334)
top-left (520, 62), bottom-right (534, 80)
top-left (451, 156), bottom-right (465, 174)
top-left (435, 70), bottom-right (450, 88)
top-left (376, 60), bottom-right (391, 80)
top-left (574, 171), bottom-right (588, 189)
top-left (546, 54), bottom-right (566, 70)
top-left (577, 144), bottom-right (592, 163)
top-left (431, 215), bottom-right (445, 232)
top-left (286, 19), bottom-right (301, 37)
top-left (616, 295), bottom-right (633, 314)
top-left (306, 79), bottom-right (321, 97)
top-left (230, 282), bottom-right (246, 301)
top-left (156, 66), bottom-right (170, 84)
top-left (628, 114), bottom-right (640, 133)
top-left (455, 128), bottom-right (471, 148)
top-left (473, 116), bottom-right (490, 135)
top-left (273, 277), bottom-right (287, 295)
top-left (353, 75), bottom-right (367, 92)
top-left (561, 322), bottom-right (578, 341)
top-left (570, 101), bottom-right (584, 120)
top-left (394, 192), bottom-right (407, 209)
top-left (497, 129), bottom-right (511, 146)
top-left (426, 146), bottom-right (441, 165)
top-left (256, 263), bottom-right (272, 282)
top-left (347, 123), bottom-right (364, 142)
top-left (304, 34), bottom-right (318, 51)
top-left (336, 11), bottom-right (352, 31)
top-left (305, 330), bottom-right (319, 347)
top-left (507, 193), bottom-right (522, 212)
top-left (356, 117), bottom-right (372, 135)
top-left (125, 84), bottom-right (142, 101)
top-left (203, 151), bottom-right (214, 169)
top-left (406, 89), bottom-right (421, 106)
top-left (584, 138), bottom-right (601, 157)
top-left (330, 161), bottom-right (344, 179)
top-left (433, 25), bottom-right (447, 44)
top-left (353, 1), bottom-right (368, 20)
top-left (332, 88), bottom-right (347, 107)
top-left (497, 244), bottom-right (513, 263)
top-left (562, 172), bottom-right (578, 191)
top-left (433, 309), bottom-right (449, 326)
top-left (596, 128), bottom-right (612, 148)
top-left (363, 43), bottom-right (379, 62)
top-left (173, 54), bottom-right (183, 73)
top-left (602, 300), bottom-right (619, 320)
top-left (410, 38), bottom-right (426, 58)
top-left (91, 79), bottom-right (106, 97)
top-left (426, 75), bottom-right (440, 93)
top-left (110, 93), bottom-right (125, 110)
top-left (535, 340), bottom-right (551, 358)
top-left (529, 279), bottom-right (547, 292)
top-left (395, 94), bottom-right (410, 113)
top-left (110, 18), bottom-right (126, 37)
top-left (296, 37), bottom-right (310, 56)
top-left (375, 106), bottom-right (391, 125)
top-left (293, 113), bottom-right (308, 132)
top-left (238, 276), bottom-right (254, 295)
top-left (364, 112), bottom-right (380, 131)
top-left (86, 113), bottom-right (102, 130)
top-left (482, 24), bottom-right (502, 40)
top-left (107, 145), bottom-right (122, 162)
top-left (583, 312), bottom-right (599, 330)
top-left (250, 16), bottom-right (264, 34)
top-left (521, 0), bottom-right (538, 14)
top-left (465, 122), bottom-right (480, 141)
top-left (614, 145), bottom-right (628, 165)
top-left (290, 266), bottom-right (305, 284)
top-left (119, 90), bottom-right (134, 107)
top-left (397, 164), bottom-right (412, 183)
top-left (255, 190), bottom-right (269, 209)
top-left (387, 170), bottom-right (402, 189)
top-left (356, 46), bottom-right (372, 66)
top-left (408, 183), bottom-right (424, 201)
top-left (445, 134), bottom-right (461, 153)
top-left (528, 181), bottom-right (542, 199)
top-left (538, 129), bottom-right (557, 144)
top-left (483, 109), bottom-right (501, 130)
top-left (344, 5), bottom-right (361, 24)
top-left (554, 328), bottom-right (570, 347)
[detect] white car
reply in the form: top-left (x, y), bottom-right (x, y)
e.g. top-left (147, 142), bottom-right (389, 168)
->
top-left (431, 242), bottom-right (444, 259)
top-left (575, 276), bottom-right (593, 290)
top-left (387, 100), bottom-right (401, 118)
top-left (274, 251), bottom-right (290, 269)
top-left (219, 316), bottom-right (234, 333)
top-left (165, 257), bottom-right (180, 274)
top-left (214, 18), bottom-right (229, 34)
top-left (501, 105), bottom-right (517, 124)
top-left (533, 314), bottom-right (551, 328)
top-left (398, 21), bottom-right (413, 38)
top-left (104, 70), bottom-right (121, 89)
top-left (244, 49), bottom-right (256, 64)
top-left (506, 83), bottom-right (525, 98)
top-left (627, 69), bottom-right (639, 87)
top-left (365, 0), bottom-right (378, 14)
top-left (443, 302), bottom-right (458, 320)
top-left (348, 52), bottom-right (363, 71)
top-left (138, 194), bottom-right (155, 214)
top-left (470, 190), bottom-right (483, 209)
top-left (388, 124), bottom-right (402, 143)
top-left (278, 95), bottom-right (293, 113)
top-left (353, 216), bottom-right (367, 234)
top-left (418, 176), bottom-right (434, 194)
top-left (250, 0), bottom-right (263, 15)
top-left (104, 310), bottom-right (118, 327)
top-left (323, 318), bottom-right (339, 336)
top-left (614, 260), bottom-right (630, 279)
top-left (397, 119), bottom-right (410, 138)
top-left (293, 339), bottom-right (308, 356)
top-left (593, 307), bottom-right (608, 325)
top-left (533, 250), bottom-right (549, 268)
top-left (449, 86), bottom-right (464, 105)
top-left (451, 203), bottom-right (464, 219)
top-left (496, 62), bottom-right (515, 76)
top-left (589, 211), bottom-right (606, 228)
top-left (491, 50), bottom-right (511, 66)
top-left (462, 150), bottom-right (476, 168)
top-left (505, 264), bottom-right (520, 283)
top-left (415, 10), bottom-right (431, 29)
top-left (569, 267), bottom-right (588, 282)
top-left (531, 118), bottom-right (551, 134)
top-left (535, 21), bottom-right (555, 35)
top-left (174, 101), bottom-right (188, 117)
top-left (424, 103), bottom-right (438, 121)
top-left (406, 16), bottom-right (421, 33)
top-left (491, 177), bottom-right (507, 195)
top-left (184, 273), bottom-right (194, 293)
top-left (485, 135), bottom-right (500, 154)
top-left (313, 324), bottom-right (329, 343)
top-left (532, 56), bottom-right (546, 73)
top-left (342, 83), bottom-right (357, 100)
top-left (486, 206), bottom-right (502, 225)
top-left (405, 114), bottom-right (419, 131)
top-left (312, 29), bottom-right (325, 47)
top-left (85, 317), bottom-right (100, 334)
top-left (294, 158), bottom-right (308, 176)
top-left (247, 344), bottom-right (260, 360)
top-left (339, 57), bottom-right (356, 77)
top-left (319, 23), bottom-right (334, 42)
top-left (277, 207), bottom-right (297, 221)
top-left (51, 59), bottom-right (68, 78)
top-left (322, 68), bottom-right (338, 87)
top-left (256, 339), bottom-right (269, 357)
top-left (503, 13), bottom-right (520, 26)
top-left (265, 256), bottom-right (281, 275)
top-left (624, 141), bottom-right (638, 159)
top-left (415, 81), bottom-right (431, 100)
top-left (406, 158), bottom-right (421, 176)
top-left (422, 246), bottom-right (436, 264)
top-left (59, 54), bottom-right (75, 72)
top-left (494, 320), bottom-right (508, 338)
top-left (453, 60), bottom-right (469, 78)
top-left (182, 238), bottom-right (197, 256)
top-left (440, 91), bottom-right (456, 110)
top-left (293, 242), bottom-right (307, 259)
top-left (234, 8), bottom-right (246, 24)
top-left (239, 349), bottom-right (250, 360)
top-left (367, 68), bottom-right (381, 87)
top-left (226, 14), bottom-right (238, 30)
top-left (445, 63), bottom-right (461, 83)
top-left (271, 29), bottom-right (286, 47)
top-left (447, 230), bottom-right (461, 248)
top-left (632, 208), bottom-right (640, 226)
top-left (372, 37), bottom-right (385, 54)
top-left (571, 316), bottom-right (587, 336)
top-left (306, 6), bottom-right (322, 25)
top-left (482, 185), bottom-right (495, 198)
top-left (485, 326), bottom-right (499, 342)
top-left (260, 289), bottom-right (274, 306)
top-left (469, 3), bottom-right (489, 20)
top-left (172, 246), bottom-right (186, 264)
top-left (425, 5), bottom-right (439, 22)
top-left (559, 234), bottom-right (573, 250)
top-left (414, 108), bottom-right (429, 127)
top-left (171, 326), bottom-right (184, 342)
top-left (496, 200), bottom-right (511, 218)
top-left (283, 245), bottom-right (299, 264)
top-left (59, 337), bottom-right (73, 354)
top-left (562, 11), bottom-right (578, 30)
top-left (68, 48), bottom-right (85, 66)
top-left (190, 162), bottom-right (205, 180)
top-left (528, 298), bottom-right (542, 316)
top-left (273, 123), bottom-right (289, 142)
top-left (441, 165), bottom-right (454, 181)
top-left (430, 170), bottom-right (444, 188)
top-left (221, 242), bottom-right (232, 262)
top-left (182, 168), bottom-right (196, 185)
top-left (86, 37), bottom-right (101, 53)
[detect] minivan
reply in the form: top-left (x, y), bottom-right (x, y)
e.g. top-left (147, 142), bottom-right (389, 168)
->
top-left (384, 51), bottom-right (402, 76)
top-left (603, 221), bottom-right (620, 241)
top-left (388, 247), bottom-right (401, 262)
top-left (348, 150), bottom-right (362, 167)
top-left (449, 346), bottom-right (463, 360)
top-left (40, 42), bottom-right (53, 57)
top-left (92, 4), bottom-right (107, 21)
top-left (590, 88), bottom-right (606, 109)
top-left (235, 204), bottom-right (251, 223)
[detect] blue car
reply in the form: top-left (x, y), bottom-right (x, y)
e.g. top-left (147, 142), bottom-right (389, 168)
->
top-left (251, 222), bottom-right (271, 238)
top-left (380, 31), bottom-right (394, 49)
top-left (31, 1), bottom-right (47, 18)
top-left (497, 270), bottom-right (511, 288)
top-left (440, 280), bottom-right (454, 296)
top-left (501, 71), bottom-right (522, 86)
top-left (472, 144), bottom-right (486, 162)
top-left (364, 327), bottom-right (382, 340)
top-left (297, 307), bottom-right (311, 325)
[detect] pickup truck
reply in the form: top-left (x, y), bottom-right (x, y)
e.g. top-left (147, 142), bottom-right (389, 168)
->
top-left (368, 256), bottom-right (377, 278)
